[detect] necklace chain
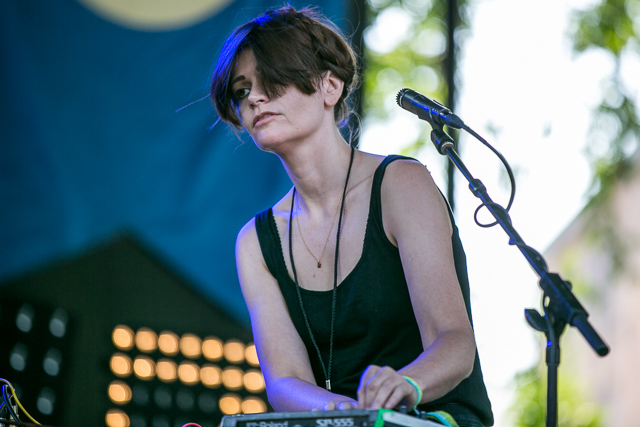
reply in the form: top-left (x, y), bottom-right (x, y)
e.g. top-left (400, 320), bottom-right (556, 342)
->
top-left (295, 193), bottom-right (343, 268)
top-left (288, 145), bottom-right (355, 391)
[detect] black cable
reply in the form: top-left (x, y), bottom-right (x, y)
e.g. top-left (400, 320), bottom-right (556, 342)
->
top-left (454, 121), bottom-right (552, 275)
top-left (473, 201), bottom-right (511, 229)
top-left (463, 123), bottom-right (517, 214)
top-left (288, 145), bottom-right (355, 391)
top-left (2, 385), bottom-right (20, 423)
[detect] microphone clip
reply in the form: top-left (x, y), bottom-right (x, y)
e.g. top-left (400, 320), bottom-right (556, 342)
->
top-left (430, 126), bottom-right (456, 155)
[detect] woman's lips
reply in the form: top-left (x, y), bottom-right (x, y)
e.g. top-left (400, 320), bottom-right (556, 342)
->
top-left (253, 112), bottom-right (277, 127)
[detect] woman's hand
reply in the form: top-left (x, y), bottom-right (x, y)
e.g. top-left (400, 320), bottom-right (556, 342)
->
top-left (312, 400), bottom-right (358, 411)
top-left (357, 365), bottom-right (419, 410)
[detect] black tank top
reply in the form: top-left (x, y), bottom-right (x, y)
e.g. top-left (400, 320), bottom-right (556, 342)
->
top-left (254, 155), bottom-right (493, 426)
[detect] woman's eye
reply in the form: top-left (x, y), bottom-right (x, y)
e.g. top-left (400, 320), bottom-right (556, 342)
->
top-left (235, 87), bottom-right (250, 100)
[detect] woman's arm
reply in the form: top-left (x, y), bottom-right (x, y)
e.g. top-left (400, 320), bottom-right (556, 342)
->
top-left (357, 159), bottom-right (476, 410)
top-left (235, 218), bottom-right (357, 411)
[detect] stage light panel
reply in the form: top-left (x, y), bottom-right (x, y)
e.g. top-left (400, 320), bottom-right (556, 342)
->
top-left (0, 299), bottom-right (73, 425)
top-left (223, 339), bottom-right (245, 363)
top-left (106, 325), bottom-right (267, 425)
top-left (110, 353), bottom-right (133, 377)
top-left (36, 387), bottom-right (56, 416)
top-left (9, 343), bottom-right (28, 371)
top-left (158, 331), bottom-right (179, 356)
top-left (219, 393), bottom-right (242, 415)
top-left (243, 369), bottom-right (265, 393)
top-left (180, 333), bottom-right (203, 359)
top-left (198, 391), bottom-right (218, 413)
top-left (43, 347), bottom-right (62, 376)
top-left (112, 325), bottom-right (135, 351)
top-left (133, 355), bottom-right (155, 380)
top-left (222, 366), bottom-right (243, 390)
top-left (245, 344), bottom-right (259, 366)
top-left (135, 327), bottom-right (158, 353)
top-left (176, 388), bottom-right (196, 411)
top-left (178, 360), bottom-right (200, 385)
top-left (203, 336), bottom-right (224, 361)
top-left (153, 385), bottom-right (173, 409)
top-left (156, 358), bottom-right (178, 382)
top-left (48, 308), bottom-right (68, 338)
top-left (105, 409), bottom-right (130, 427)
top-left (108, 381), bottom-right (132, 405)
top-left (131, 383), bottom-right (150, 406)
top-left (242, 396), bottom-right (268, 414)
top-left (200, 364), bottom-right (222, 388)
top-left (16, 303), bottom-right (35, 333)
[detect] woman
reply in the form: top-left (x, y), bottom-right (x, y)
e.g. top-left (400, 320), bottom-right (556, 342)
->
top-left (210, 5), bottom-right (493, 427)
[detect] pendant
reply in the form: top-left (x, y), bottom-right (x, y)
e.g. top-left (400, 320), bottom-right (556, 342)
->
top-left (317, 261), bottom-right (322, 268)
top-left (325, 380), bottom-right (331, 391)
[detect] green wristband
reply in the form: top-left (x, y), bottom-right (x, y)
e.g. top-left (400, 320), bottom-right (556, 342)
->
top-left (402, 376), bottom-right (423, 409)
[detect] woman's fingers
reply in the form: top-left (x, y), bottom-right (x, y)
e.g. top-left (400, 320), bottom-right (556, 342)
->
top-left (357, 366), bottom-right (418, 409)
top-left (323, 401), bottom-right (337, 411)
top-left (315, 400), bottom-right (356, 411)
top-left (336, 401), bottom-right (356, 410)
top-left (357, 365), bottom-right (380, 407)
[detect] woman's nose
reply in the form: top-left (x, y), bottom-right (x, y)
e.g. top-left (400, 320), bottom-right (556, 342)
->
top-left (248, 86), bottom-right (268, 106)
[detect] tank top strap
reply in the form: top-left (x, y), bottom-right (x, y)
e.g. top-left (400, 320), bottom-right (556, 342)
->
top-left (254, 208), bottom-right (287, 280)
top-left (369, 155), bottom-right (417, 244)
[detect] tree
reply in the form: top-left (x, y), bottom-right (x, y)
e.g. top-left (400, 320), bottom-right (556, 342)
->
top-left (361, 0), bottom-right (470, 206)
top-left (572, 0), bottom-right (640, 205)
top-left (571, 0), bottom-right (640, 274)
top-left (508, 364), bottom-right (605, 427)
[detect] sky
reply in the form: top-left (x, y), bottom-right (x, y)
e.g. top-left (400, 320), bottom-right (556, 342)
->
top-left (360, 0), bottom-right (640, 424)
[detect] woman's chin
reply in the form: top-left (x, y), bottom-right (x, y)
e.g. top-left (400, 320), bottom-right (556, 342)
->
top-left (251, 131), bottom-right (289, 152)
top-left (251, 135), bottom-right (279, 153)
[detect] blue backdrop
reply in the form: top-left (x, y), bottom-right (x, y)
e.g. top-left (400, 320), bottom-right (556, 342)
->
top-left (0, 0), bottom-right (356, 324)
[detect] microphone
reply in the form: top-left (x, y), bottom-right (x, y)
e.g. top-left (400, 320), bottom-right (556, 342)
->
top-left (396, 88), bottom-right (465, 129)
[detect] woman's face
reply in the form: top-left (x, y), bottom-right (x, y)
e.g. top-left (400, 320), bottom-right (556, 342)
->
top-left (230, 49), bottom-right (329, 151)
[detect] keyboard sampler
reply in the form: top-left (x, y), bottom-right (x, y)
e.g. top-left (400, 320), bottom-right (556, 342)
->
top-left (221, 409), bottom-right (445, 427)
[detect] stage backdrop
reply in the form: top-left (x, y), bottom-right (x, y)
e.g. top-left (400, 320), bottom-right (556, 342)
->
top-left (0, 0), bottom-right (359, 324)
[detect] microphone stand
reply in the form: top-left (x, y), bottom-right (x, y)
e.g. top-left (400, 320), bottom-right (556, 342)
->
top-left (428, 123), bottom-right (609, 427)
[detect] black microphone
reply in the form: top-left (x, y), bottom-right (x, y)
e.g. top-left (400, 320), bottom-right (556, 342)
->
top-left (396, 88), bottom-right (465, 129)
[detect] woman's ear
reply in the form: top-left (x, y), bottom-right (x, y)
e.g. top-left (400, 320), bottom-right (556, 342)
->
top-left (321, 71), bottom-right (345, 108)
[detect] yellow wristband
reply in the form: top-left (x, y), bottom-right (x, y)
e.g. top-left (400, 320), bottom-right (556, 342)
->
top-left (402, 376), bottom-right (423, 409)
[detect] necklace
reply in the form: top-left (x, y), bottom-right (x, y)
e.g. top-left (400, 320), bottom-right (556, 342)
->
top-left (295, 193), bottom-right (343, 268)
top-left (288, 145), bottom-right (355, 391)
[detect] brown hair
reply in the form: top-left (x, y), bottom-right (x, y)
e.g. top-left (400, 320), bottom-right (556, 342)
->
top-left (210, 5), bottom-right (358, 130)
